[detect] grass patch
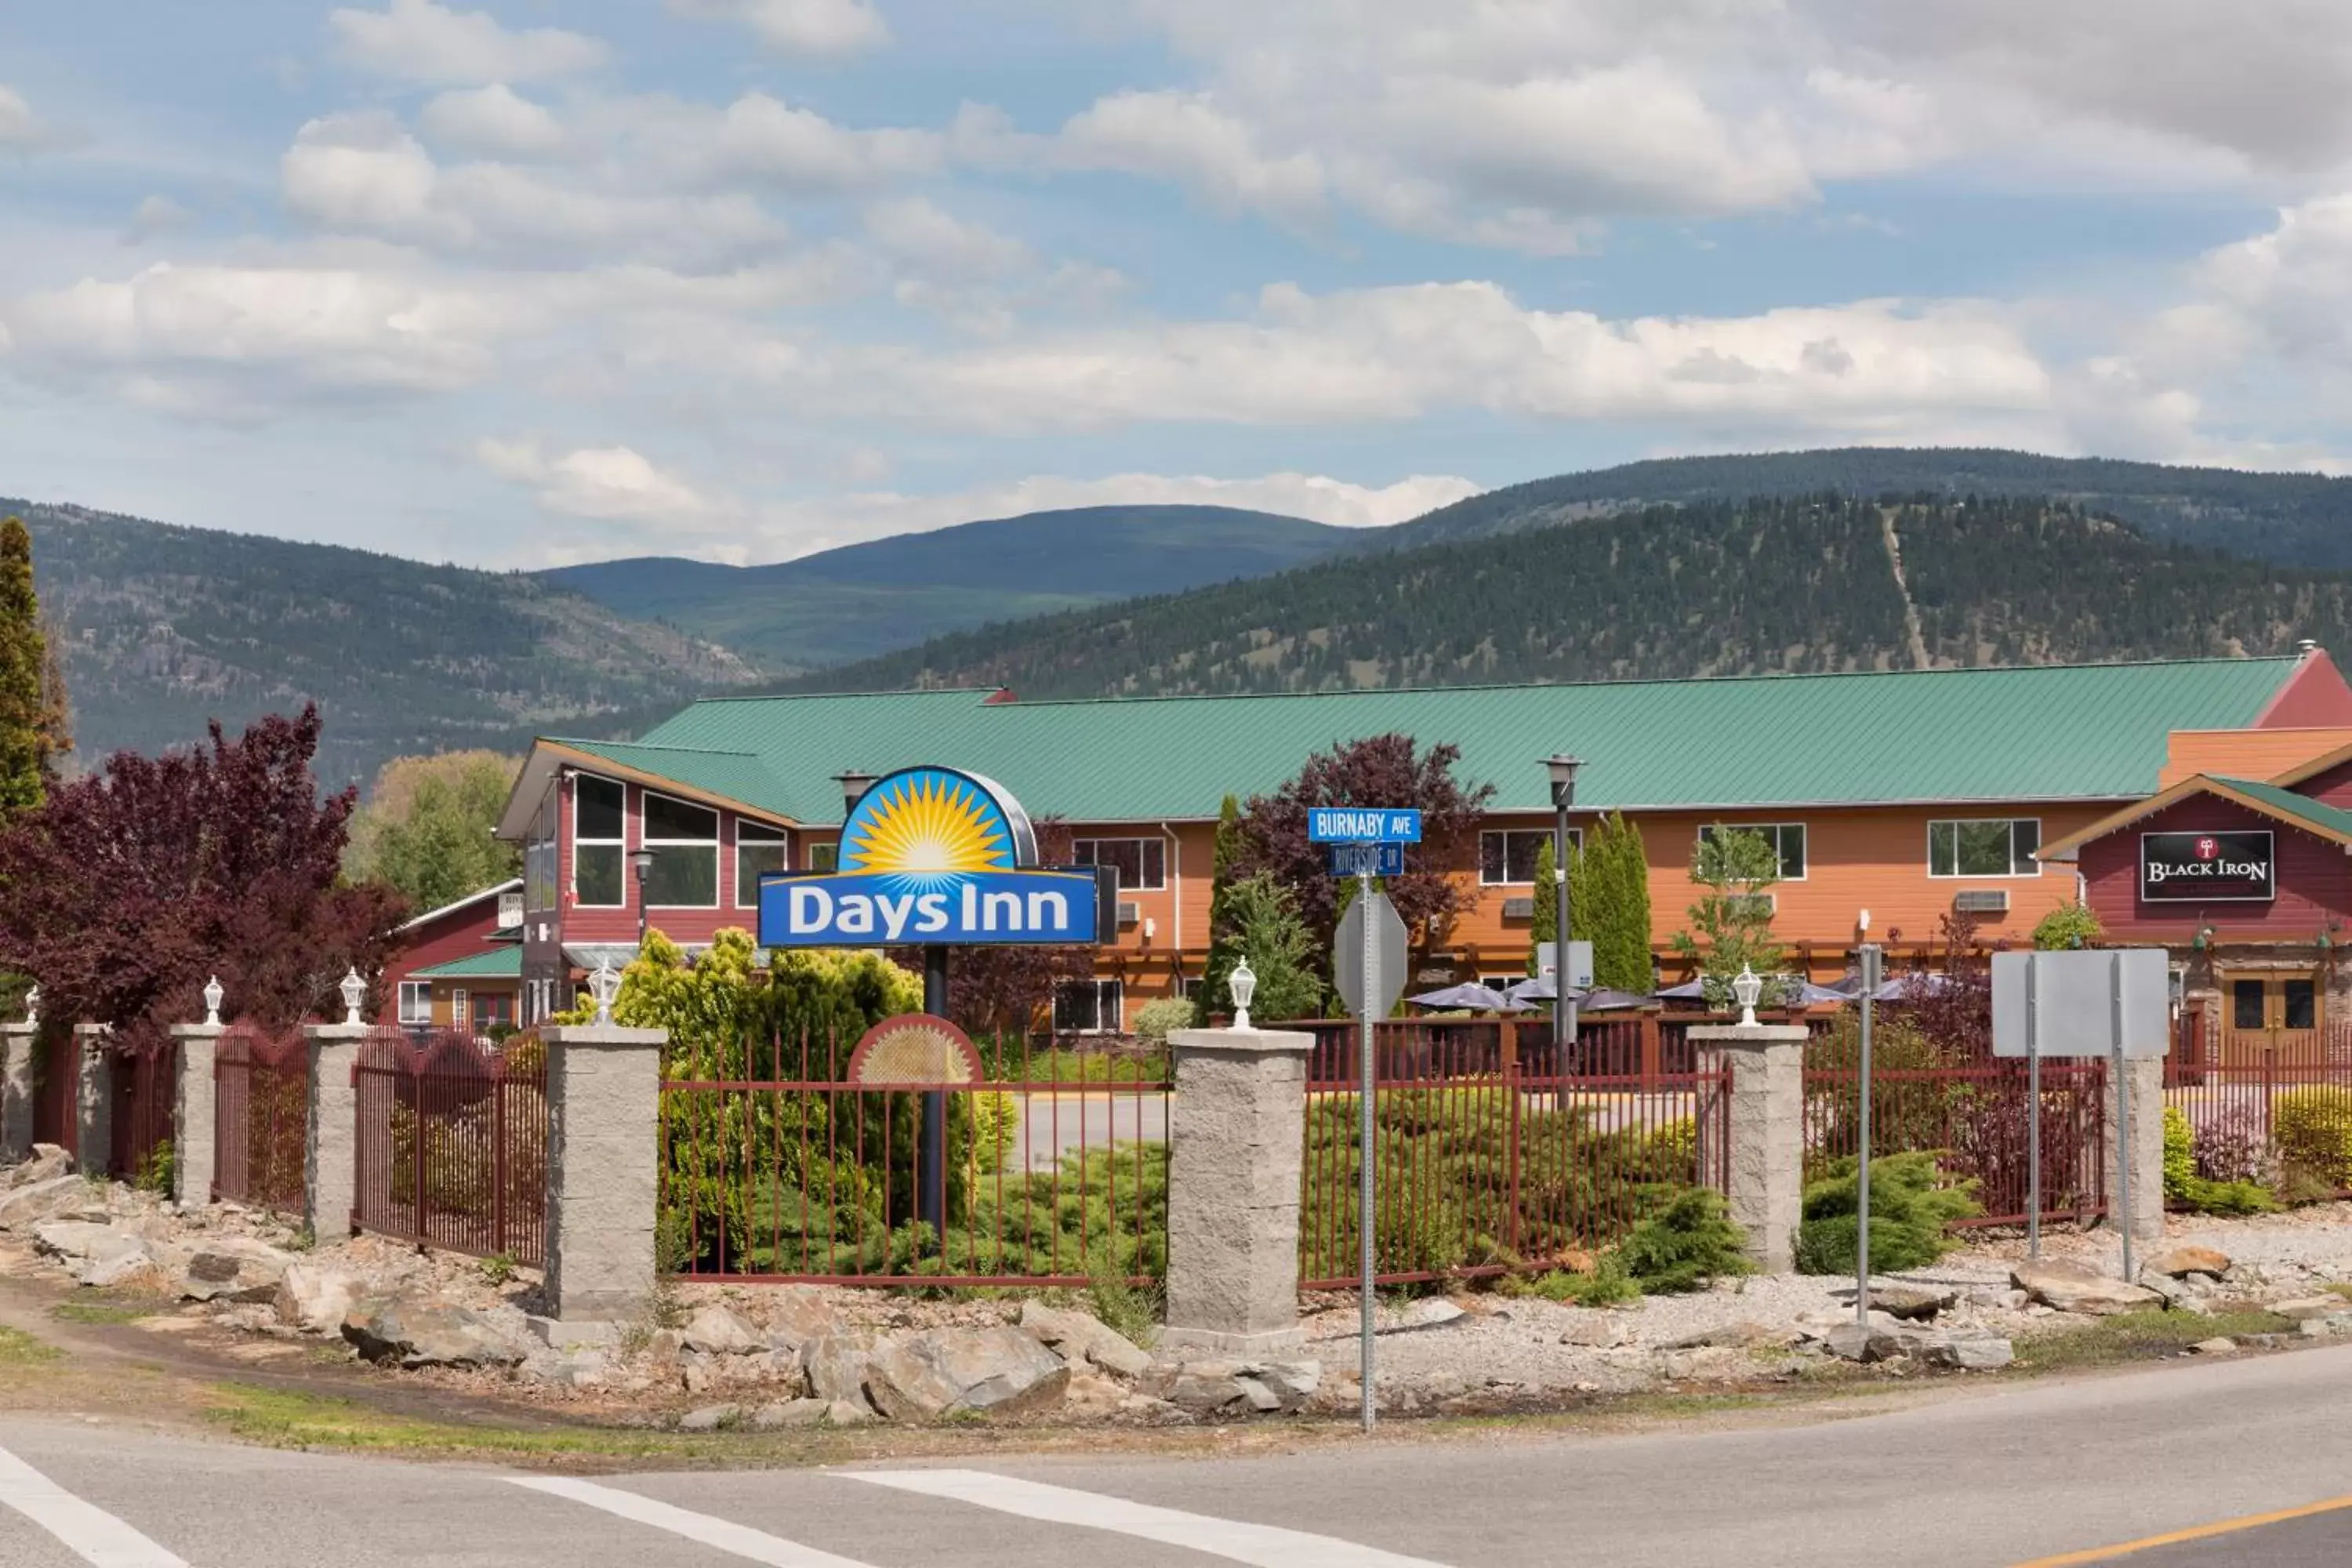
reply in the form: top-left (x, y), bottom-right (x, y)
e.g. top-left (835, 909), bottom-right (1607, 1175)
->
top-left (49, 1301), bottom-right (158, 1327)
top-left (0, 1327), bottom-right (59, 1366)
top-left (203, 1384), bottom-right (714, 1461)
top-left (2016, 1308), bottom-right (2296, 1372)
top-left (2325, 1283), bottom-right (2352, 1303)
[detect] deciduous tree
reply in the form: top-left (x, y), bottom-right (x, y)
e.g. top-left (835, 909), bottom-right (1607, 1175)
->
top-left (344, 750), bottom-right (521, 910)
top-left (1670, 825), bottom-right (1787, 1007)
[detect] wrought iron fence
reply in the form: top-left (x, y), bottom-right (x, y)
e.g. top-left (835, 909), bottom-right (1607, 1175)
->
top-left (354, 1028), bottom-right (547, 1266)
top-left (1294, 1012), bottom-right (1840, 1087)
top-left (659, 1029), bottom-right (1167, 1286)
top-left (2165, 1007), bottom-right (2352, 1203)
top-left (213, 1022), bottom-right (308, 1211)
top-left (1298, 1026), bottom-right (1733, 1290)
top-left (107, 1035), bottom-right (179, 1185)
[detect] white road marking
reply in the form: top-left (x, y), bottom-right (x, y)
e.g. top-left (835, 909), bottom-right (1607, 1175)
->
top-left (0, 1445), bottom-right (190, 1568)
top-left (506, 1476), bottom-right (881, 1567)
top-left (839, 1468), bottom-right (1454, 1568)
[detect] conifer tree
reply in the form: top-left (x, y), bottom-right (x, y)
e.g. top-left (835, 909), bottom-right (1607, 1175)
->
top-left (1526, 835), bottom-right (1556, 980)
top-left (0, 520), bottom-right (53, 815)
top-left (1584, 812), bottom-right (1653, 992)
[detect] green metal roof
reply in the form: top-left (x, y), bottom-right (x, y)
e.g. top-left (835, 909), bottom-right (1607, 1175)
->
top-left (564, 659), bottom-right (2303, 823)
top-left (2209, 775), bottom-right (2352, 841)
top-left (410, 947), bottom-right (523, 980)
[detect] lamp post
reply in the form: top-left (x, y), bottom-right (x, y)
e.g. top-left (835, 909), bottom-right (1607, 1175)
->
top-left (1544, 755), bottom-right (1581, 1054)
top-left (629, 848), bottom-right (656, 949)
top-left (1732, 964), bottom-right (1763, 1028)
top-left (1229, 956), bottom-right (1258, 1031)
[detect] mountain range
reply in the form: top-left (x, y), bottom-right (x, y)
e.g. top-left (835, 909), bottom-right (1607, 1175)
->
top-left (14, 447), bottom-right (2352, 786)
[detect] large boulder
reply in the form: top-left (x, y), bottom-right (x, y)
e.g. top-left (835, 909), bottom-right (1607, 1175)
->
top-left (275, 1262), bottom-right (374, 1334)
top-left (1820, 1323), bottom-right (1911, 1363)
top-left (342, 1299), bottom-right (529, 1369)
top-left (803, 1333), bottom-right (876, 1406)
top-left (32, 1219), bottom-right (119, 1263)
top-left (681, 1304), bottom-right (762, 1357)
top-left (0, 1175), bottom-right (89, 1232)
top-left (864, 1327), bottom-right (1070, 1420)
top-left (2011, 1260), bottom-right (2162, 1316)
top-left (2266, 1296), bottom-right (2343, 1323)
top-left (1017, 1301), bottom-right (1155, 1378)
top-left (1867, 1286), bottom-right (1957, 1323)
top-left (2, 1145), bottom-right (74, 1190)
top-left (2143, 1246), bottom-right (2231, 1281)
top-left (178, 1240), bottom-right (298, 1304)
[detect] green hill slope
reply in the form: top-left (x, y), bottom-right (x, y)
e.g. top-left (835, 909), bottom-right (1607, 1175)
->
top-left (780, 495), bottom-right (2352, 700)
top-left (4, 499), bottom-right (764, 789)
top-left (536, 504), bottom-right (1353, 670)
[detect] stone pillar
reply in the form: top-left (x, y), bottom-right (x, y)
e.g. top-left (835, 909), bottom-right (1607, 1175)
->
top-left (303, 1022), bottom-right (368, 1242)
top-left (1690, 1023), bottom-right (1809, 1273)
top-left (1160, 1027), bottom-right (1312, 1355)
top-left (2103, 1054), bottom-right (2165, 1243)
top-left (539, 1024), bottom-right (666, 1332)
top-left (74, 1024), bottom-right (112, 1178)
top-left (0, 1021), bottom-right (34, 1163)
top-left (169, 1023), bottom-right (224, 1208)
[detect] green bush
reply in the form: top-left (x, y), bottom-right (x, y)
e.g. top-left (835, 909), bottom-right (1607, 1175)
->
top-left (2274, 1088), bottom-right (2352, 1193)
top-left (135, 1139), bottom-right (175, 1198)
top-left (2162, 1103), bottom-right (2284, 1214)
top-left (1131, 997), bottom-right (1195, 1047)
top-left (1802, 1016), bottom-right (1962, 1181)
top-left (2031, 902), bottom-right (2103, 950)
top-left (2161, 1106), bottom-right (2196, 1201)
top-left (1509, 1253), bottom-right (1641, 1306)
top-left (1615, 1188), bottom-right (1751, 1293)
top-left (1792, 1152), bottom-right (1981, 1274)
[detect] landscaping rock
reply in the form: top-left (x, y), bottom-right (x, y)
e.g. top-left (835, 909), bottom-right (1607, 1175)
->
top-left (2, 1145), bottom-right (73, 1190)
top-left (1234, 1377), bottom-right (1283, 1413)
top-left (802, 1334), bottom-right (874, 1406)
top-left (1913, 1334), bottom-right (2014, 1370)
top-left (823, 1399), bottom-right (877, 1427)
top-left (2297, 1318), bottom-right (2338, 1339)
top-left (341, 1300), bottom-right (529, 1370)
top-left (681, 1304), bottom-right (761, 1357)
top-left (2143, 1246), bottom-right (2232, 1280)
top-left (1168, 1371), bottom-right (1249, 1410)
top-left (1663, 1320), bottom-right (1791, 1350)
top-left (760, 1288), bottom-right (839, 1353)
top-left (33, 1219), bottom-right (120, 1262)
top-left (1867, 1286), bottom-right (1957, 1322)
top-left (863, 1327), bottom-right (1069, 1420)
top-left (1062, 1373), bottom-right (1130, 1420)
top-left (77, 1232), bottom-right (156, 1288)
top-left (752, 1398), bottom-right (830, 1429)
top-left (1820, 1323), bottom-right (1910, 1363)
top-left (177, 1239), bottom-right (297, 1303)
top-left (1017, 1301), bottom-right (1153, 1378)
top-left (275, 1263), bottom-right (373, 1335)
top-left (678, 1404), bottom-right (740, 1432)
top-left (1559, 1316), bottom-right (1632, 1348)
top-left (1392, 1300), bottom-right (1466, 1332)
top-left (1252, 1361), bottom-right (1321, 1406)
top-left (2189, 1338), bottom-right (2239, 1356)
top-left (2011, 1260), bottom-right (2161, 1316)
top-left (0, 1175), bottom-right (89, 1232)
top-left (2266, 1296), bottom-right (2343, 1322)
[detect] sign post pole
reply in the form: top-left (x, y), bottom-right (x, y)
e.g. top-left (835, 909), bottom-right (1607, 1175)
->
top-left (2112, 953), bottom-right (2132, 1286)
top-left (1855, 943), bottom-right (1881, 1327)
top-left (920, 949), bottom-right (950, 1238)
top-left (2027, 952), bottom-right (2042, 1261)
top-left (1357, 867), bottom-right (1377, 1436)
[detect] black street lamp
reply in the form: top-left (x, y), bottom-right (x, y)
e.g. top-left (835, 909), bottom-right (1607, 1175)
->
top-left (630, 847), bottom-right (656, 948)
top-left (1544, 754), bottom-right (1581, 1053)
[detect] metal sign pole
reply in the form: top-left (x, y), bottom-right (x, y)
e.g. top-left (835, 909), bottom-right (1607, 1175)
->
top-left (2112, 953), bottom-right (2132, 1285)
top-left (2027, 953), bottom-right (2041, 1262)
top-left (1357, 867), bottom-right (1377, 1436)
top-left (1856, 944), bottom-right (1880, 1327)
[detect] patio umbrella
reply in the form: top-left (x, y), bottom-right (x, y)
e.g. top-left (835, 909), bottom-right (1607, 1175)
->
top-left (1653, 977), bottom-right (1848, 1006)
top-left (1576, 987), bottom-right (1653, 1011)
top-left (1871, 971), bottom-right (1958, 1004)
top-left (1503, 978), bottom-right (1650, 1010)
top-left (1407, 982), bottom-right (1527, 1012)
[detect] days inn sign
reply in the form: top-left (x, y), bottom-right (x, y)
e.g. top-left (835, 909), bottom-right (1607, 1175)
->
top-left (758, 766), bottom-right (1111, 947)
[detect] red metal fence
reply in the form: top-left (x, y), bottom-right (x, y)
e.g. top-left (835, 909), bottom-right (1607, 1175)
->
top-left (2165, 1006), bottom-right (2352, 1203)
top-left (107, 1036), bottom-right (179, 1185)
top-left (1294, 1012), bottom-right (1838, 1087)
top-left (1298, 1024), bottom-right (1733, 1290)
top-left (660, 1030), bottom-right (1167, 1286)
top-left (354, 1028), bottom-right (548, 1265)
top-left (213, 1022), bottom-right (308, 1211)
top-left (31, 1025), bottom-right (74, 1154)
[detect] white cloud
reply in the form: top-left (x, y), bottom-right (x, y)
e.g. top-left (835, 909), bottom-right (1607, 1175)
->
top-left (696, 92), bottom-right (944, 190)
top-left (477, 437), bottom-right (738, 535)
top-left (2194, 193), bottom-right (2352, 368)
top-left (1059, 92), bottom-right (1326, 221)
top-left (862, 198), bottom-right (1029, 279)
top-left (418, 84), bottom-right (571, 158)
top-left (0, 85), bottom-right (41, 149)
top-left (328, 0), bottom-right (608, 85)
top-left (121, 195), bottom-right (194, 245)
top-left (669, 0), bottom-right (891, 58)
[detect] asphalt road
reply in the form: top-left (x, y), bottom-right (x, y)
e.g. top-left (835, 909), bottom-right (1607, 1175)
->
top-left (9, 1345), bottom-right (2352, 1566)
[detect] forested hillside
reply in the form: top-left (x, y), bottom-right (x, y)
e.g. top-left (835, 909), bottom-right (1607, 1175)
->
top-left (1388, 448), bottom-right (2352, 568)
top-left (783, 496), bottom-right (2352, 700)
top-left (4, 499), bottom-right (763, 787)
top-left (538, 505), bottom-right (1353, 670)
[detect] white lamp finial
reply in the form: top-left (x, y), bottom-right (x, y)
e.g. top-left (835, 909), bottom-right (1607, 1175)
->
top-left (589, 958), bottom-right (622, 1026)
top-left (338, 967), bottom-right (366, 1026)
top-left (1731, 964), bottom-right (1763, 1027)
top-left (22, 985), bottom-right (37, 1028)
top-left (202, 975), bottom-right (223, 1027)
top-left (1229, 956), bottom-right (1258, 1032)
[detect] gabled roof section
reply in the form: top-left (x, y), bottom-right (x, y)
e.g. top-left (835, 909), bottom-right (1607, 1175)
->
top-left (410, 946), bottom-right (523, 981)
top-left (2038, 773), bottom-right (2352, 862)
top-left (503, 658), bottom-right (2303, 832)
top-left (398, 878), bottom-right (521, 932)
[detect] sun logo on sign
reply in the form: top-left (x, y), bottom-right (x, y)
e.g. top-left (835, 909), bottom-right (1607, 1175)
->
top-left (2196, 837), bottom-right (2219, 860)
top-left (840, 769), bottom-right (1013, 883)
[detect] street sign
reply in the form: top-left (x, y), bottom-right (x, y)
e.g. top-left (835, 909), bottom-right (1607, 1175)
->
top-left (1992, 949), bottom-right (2170, 1058)
top-left (1334, 891), bottom-right (1408, 1019)
top-left (1328, 843), bottom-right (1404, 877)
top-left (1308, 808), bottom-right (1422, 844)
top-left (1535, 939), bottom-right (1593, 990)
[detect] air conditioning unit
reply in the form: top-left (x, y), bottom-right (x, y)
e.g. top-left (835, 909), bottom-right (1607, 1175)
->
top-left (1727, 892), bottom-right (1776, 917)
top-left (1116, 900), bottom-right (1141, 926)
top-left (1501, 896), bottom-right (1535, 920)
top-left (1953, 889), bottom-right (2009, 914)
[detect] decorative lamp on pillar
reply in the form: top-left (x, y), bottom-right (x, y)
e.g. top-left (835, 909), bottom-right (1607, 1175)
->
top-left (338, 967), bottom-right (367, 1026)
top-left (1229, 956), bottom-right (1258, 1031)
top-left (202, 975), bottom-right (223, 1028)
top-left (22, 984), bottom-right (36, 1027)
top-left (588, 958), bottom-right (622, 1026)
top-left (1541, 754), bottom-right (1581, 1051)
top-left (1731, 964), bottom-right (1763, 1028)
top-left (629, 848), bottom-right (657, 947)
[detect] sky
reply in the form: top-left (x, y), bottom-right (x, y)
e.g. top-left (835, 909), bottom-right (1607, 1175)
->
top-left (3, 1), bottom-right (2352, 570)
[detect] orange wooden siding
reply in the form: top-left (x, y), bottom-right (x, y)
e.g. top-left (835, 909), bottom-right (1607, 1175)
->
top-left (2159, 728), bottom-right (2352, 789)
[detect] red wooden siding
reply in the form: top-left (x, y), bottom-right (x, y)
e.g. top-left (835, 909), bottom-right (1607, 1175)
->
top-left (2080, 793), bottom-right (2352, 943)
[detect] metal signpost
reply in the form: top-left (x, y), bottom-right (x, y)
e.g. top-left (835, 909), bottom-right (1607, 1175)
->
top-left (1992, 949), bottom-right (2168, 1279)
top-left (1316, 806), bottom-right (1418, 1434)
top-left (1854, 943), bottom-right (1882, 1327)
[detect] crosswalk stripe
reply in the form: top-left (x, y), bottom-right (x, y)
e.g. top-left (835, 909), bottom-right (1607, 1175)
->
top-left (0, 1445), bottom-right (191, 1568)
top-left (506, 1476), bottom-right (881, 1566)
top-left (839, 1468), bottom-right (1454, 1568)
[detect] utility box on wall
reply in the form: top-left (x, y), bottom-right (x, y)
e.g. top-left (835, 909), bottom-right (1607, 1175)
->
top-left (1535, 940), bottom-right (1594, 989)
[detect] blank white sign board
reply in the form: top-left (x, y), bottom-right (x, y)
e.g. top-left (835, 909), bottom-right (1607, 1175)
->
top-left (1991, 949), bottom-right (2170, 1058)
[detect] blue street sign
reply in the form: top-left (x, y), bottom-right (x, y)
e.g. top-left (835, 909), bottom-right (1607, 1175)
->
top-left (1328, 843), bottom-right (1404, 877)
top-left (1308, 808), bottom-right (1422, 844)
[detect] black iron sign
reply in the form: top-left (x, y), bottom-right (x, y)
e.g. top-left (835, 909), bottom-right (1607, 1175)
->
top-left (2140, 829), bottom-right (2275, 902)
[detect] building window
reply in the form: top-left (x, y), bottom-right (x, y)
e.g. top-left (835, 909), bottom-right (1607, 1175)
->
top-left (398, 981), bottom-right (430, 1026)
top-left (806, 841), bottom-right (838, 873)
top-left (1698, 822), bottom-right (1807, 880)
top-left (476, 992), bottom-right (514, 1030)
top-left (642, 791), bottom-right (719, 907)
top-left (1480, 828), bottom-right (1574, 885)
top-left (1073, 837), bottom-right (1166, 891)
top-left (736, 822), bottom-right (787, 907)
top-left (573, 775), bottom-right (626, 907)
top-left (1929, 818), bottom-right (2042, 878)
top-left (451, 989), bottom-right (468, 1027)
top-left (1054, 978), bottom-right (1124, 1034)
